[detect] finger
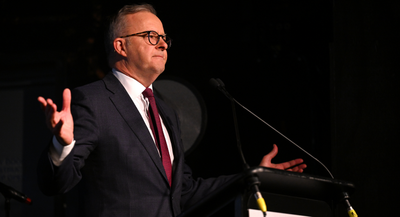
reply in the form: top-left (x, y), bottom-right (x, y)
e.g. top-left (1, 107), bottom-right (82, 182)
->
top-left (288, 167), bottom-right (302, 173)
top-left (267, 144), bottom-right (278, 160)
top-left (292, 166), bottom-right (305, 173)
top-left (44, 99), bottom-right (57, 116)
top-left (278, 158), bottom-right (304, 171)
top-left (286, 163), bottom-right (307, 173)
top-left (38, 96), bottom-right (47, 110)
top-left (282, 159), bottom-right (300, 169)
top-left (62, 88), bottom-right (72, 112)
top-left (289, 166), bottom-right (301, 172)
top-left (287, 158), bottom-right (304, 168)
top-left (279, 161), bottom-right (295, 170)
top-left (299, 163), bottom-right (307, 170)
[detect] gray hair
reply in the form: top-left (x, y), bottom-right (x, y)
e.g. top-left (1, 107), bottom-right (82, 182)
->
top-left (106, 4), bottom-right (157, 58)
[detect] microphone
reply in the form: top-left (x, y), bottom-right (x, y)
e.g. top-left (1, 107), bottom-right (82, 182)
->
top-left (209, 77), bottom-right (357, 217)
top-left (209, 78), bottom-right (231, 99)
top-left (0, 182), bottom-right (32, 205)
top-left (208, 78), bottom-right (222, 89)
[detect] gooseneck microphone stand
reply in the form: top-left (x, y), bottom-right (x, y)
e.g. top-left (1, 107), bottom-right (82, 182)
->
top-left (209, 78), bottom-right (357, 217)
top-left (0, 182), bottom-right (32, 217)
top-left (209, 78), bottom-right (267, 216)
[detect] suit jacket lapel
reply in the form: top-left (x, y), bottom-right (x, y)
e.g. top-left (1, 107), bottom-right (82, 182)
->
top-left (102, 73), bottom-right (169, 184)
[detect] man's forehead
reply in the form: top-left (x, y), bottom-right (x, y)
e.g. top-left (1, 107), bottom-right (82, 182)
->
top-left (124, 12), bottom-right (164, 33)
top-left (126, 12), bottom-right (162, 26)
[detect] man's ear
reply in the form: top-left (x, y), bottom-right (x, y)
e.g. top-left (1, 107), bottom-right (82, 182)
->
top-left (113, 38), bottom-right (128, 57)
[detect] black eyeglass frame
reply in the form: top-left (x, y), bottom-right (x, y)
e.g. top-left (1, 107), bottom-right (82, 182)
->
top-left (119, 30), bottom-right (172, 49)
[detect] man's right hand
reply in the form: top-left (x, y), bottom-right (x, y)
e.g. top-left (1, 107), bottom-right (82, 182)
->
top-left (38, 88), bottom-right (74, 146)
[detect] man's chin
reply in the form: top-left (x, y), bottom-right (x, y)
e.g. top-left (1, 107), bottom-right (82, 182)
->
top-left (147, 69), bottom-right (165, 81)
top-left (152, 66), bottom-right (166, 75)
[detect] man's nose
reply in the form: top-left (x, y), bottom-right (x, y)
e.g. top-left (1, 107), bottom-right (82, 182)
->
top-left (156, 38), bottom-right (168, 50)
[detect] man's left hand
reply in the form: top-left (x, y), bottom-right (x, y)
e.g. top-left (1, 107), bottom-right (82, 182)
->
top-left (259, 144), bottom-right (307, 173)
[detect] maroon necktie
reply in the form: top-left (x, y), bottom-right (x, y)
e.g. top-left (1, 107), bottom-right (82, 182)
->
top-left (142, 88), bottom-right (172, 186)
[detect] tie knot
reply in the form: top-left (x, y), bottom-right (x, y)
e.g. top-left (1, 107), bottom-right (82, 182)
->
top-left (142, 88), bottom-right (154, 98)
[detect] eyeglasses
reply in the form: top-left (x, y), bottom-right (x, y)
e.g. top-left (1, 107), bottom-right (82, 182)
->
top-left (120, 31), bottom-right (172, 49)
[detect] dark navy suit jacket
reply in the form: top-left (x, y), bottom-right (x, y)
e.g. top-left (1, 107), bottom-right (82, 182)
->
top-left (38, 73), bottom-right (233, 216)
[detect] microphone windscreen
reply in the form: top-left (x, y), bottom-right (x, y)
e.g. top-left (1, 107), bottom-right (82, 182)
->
top-left (216, 78), bottom-right (225, 88)
top-left (209, 78), bottom-right (220, 89)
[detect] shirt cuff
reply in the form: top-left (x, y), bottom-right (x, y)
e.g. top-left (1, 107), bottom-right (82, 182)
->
top-left (49, 136), bottom-right (75, 166)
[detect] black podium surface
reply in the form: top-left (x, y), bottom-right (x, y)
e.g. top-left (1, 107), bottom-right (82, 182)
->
top-left (249, 167), bottom-right (354, 201)
top-left (177, 167), bottom-right (355, 217)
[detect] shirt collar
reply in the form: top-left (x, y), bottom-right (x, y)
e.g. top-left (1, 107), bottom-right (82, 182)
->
top-left (112, 68), bottom-right (153, 99)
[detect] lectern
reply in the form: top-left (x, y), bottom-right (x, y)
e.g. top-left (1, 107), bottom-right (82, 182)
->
top-left (177, 167), bottom-right (355, 217)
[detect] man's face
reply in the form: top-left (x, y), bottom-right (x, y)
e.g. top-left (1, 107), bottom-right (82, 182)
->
top-left (122, 12), bottom-right (168, 81)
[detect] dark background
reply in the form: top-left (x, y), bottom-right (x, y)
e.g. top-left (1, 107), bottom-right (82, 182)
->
top-left (0, 0), bottom-right (399, 216)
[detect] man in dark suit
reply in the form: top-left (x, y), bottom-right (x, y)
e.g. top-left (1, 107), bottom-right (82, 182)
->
top-left (37, 4), bottom-right (306, 216)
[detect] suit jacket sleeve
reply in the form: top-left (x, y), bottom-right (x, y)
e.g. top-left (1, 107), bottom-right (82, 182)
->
top-left (37, 87), bottom-right (99, 195)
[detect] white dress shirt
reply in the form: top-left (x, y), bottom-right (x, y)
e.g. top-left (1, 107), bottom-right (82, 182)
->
top-left (50, 68), bottom-right (174, 166)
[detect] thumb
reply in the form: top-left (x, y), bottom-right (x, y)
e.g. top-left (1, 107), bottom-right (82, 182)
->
top-left (62, 88), bottom-right (72, 112)
top-left (53, 118), bottom-right (72, 146)
top-left (266, 144), bottom-right (278, 160)
top-left (260, 144), bottom-right (279, 167)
